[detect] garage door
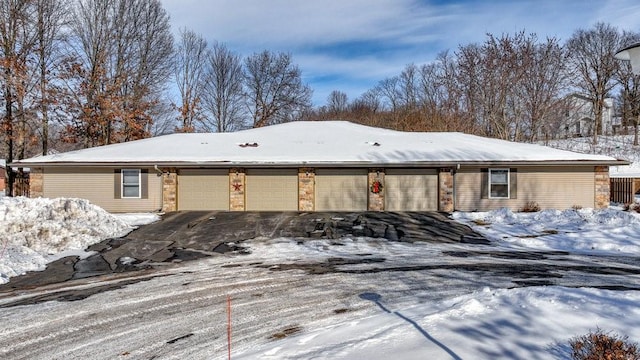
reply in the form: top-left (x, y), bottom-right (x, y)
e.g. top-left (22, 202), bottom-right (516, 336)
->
top-left (178, 169), bottom-right (229, 210)
top-left (316, 169), bottom-right (367, 211)
top-left (246, 169), bottom-right (298, 211)
top-left (385, 168), bottom-right (437, 211)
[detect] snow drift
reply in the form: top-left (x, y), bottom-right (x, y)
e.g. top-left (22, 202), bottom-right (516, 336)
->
top-left (0, 197), bottom-right (134, 284)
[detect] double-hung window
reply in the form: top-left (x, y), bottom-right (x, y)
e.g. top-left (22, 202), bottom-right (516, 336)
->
top-left (489, 169), bottom-right (509, 199)
top-left (122, 169), bottom-right (141, 198)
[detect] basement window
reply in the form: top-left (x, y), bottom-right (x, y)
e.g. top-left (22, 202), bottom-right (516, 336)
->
top-left (122, 169), bottom-right (141, 198)
top-left (489, 169), bottom-right (509, 199)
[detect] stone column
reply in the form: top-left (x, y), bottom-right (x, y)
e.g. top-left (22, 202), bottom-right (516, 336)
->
top-left (368, 168), bottom-right (385, 211)
top-left (29, 167), bottom-right (44, 198)
top-left (229, 168), bottom-right (246, 211)
top-left (298, 168), bottom-right (315, 211)
top-left (162, 168), bottom-right (178, 212)
top-left (438, 168), bottom-right (454, 213)
top-left (595, 165), bottom-right (610, 209)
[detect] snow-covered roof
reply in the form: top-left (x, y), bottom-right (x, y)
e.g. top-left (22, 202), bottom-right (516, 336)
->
top-left (13, 121), bottom-right (626, 167)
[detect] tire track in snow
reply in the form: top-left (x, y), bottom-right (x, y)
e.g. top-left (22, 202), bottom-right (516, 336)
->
top-left (0, 263), bottom-right (316, 359)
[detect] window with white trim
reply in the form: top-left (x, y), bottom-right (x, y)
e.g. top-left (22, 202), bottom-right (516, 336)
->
top-left (489, 168), bottom-right (509, 199)
top-left (122, 169), bottom-right (141, 198)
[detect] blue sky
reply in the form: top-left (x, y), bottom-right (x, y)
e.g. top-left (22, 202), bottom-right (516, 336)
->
top-left (160, 0), bottom-right (640, 106)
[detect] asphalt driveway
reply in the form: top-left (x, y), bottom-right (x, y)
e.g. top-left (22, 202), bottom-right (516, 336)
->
top-left (0, 211), bottom-right (484, 292)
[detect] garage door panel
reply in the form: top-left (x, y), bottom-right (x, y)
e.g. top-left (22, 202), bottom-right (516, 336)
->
top-left (385, 169), bottom-right (437, 211)
top-left (178, 169), bottom-right (229, 210)
top-left (316, 169), bottom-right (367, 211)
top-left (246, 169), bottom-right (298, 211)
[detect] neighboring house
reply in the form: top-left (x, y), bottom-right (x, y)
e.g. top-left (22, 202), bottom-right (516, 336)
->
top-left (560, 94), bottom-right (615, 138)
top-left (12, 121), bottom-right (627, 213)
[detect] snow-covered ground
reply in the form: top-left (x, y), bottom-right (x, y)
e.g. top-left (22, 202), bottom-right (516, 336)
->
top-left (544, 134), bottom-right (640, 177)
top-left (1, 197), bottom-right (640, 359)
top-left (233, 208), bottom-right (640, 359)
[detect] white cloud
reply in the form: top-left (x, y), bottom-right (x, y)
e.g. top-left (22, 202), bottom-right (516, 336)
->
top-left (161, 0), bottom-right (442, 49)
top-left (160, 0), bottom-right (640, 105)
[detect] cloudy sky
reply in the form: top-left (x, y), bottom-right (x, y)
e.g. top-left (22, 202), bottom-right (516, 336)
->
top-left (160, 0), bottom-right (640, 106)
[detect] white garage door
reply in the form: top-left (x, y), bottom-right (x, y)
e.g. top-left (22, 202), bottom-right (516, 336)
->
top-left (316, 169), bottom-right (368, 211)
top-left (385, 168), bottom-right (438, 211)
top-left (246, 169), bottom-right (298, 211)
top-left (178, 169), bottom-right (229, 210)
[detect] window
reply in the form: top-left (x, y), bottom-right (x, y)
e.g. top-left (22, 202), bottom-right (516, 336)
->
top-left (122, 169), bottom-right (141, 198)
top-left (489, 169), bottom-right (509, 199)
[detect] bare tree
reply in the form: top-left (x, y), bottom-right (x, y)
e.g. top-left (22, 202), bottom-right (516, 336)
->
top-left (326, 90), bottom-right (348, 116)
top-left (61, 0), bottom-right (173, 146)
top-left (201, 41), bottom-right (245, 132)
top-left (615, 31), bottom-right (640, 145)
top-left (174, 28), bottom-right (208, 132)
top-left (35, 0), bottom-right (70, 155)
top-left (512, 35), bottom-right (568, 141)
top-left (399, 63), bottom-right (419, 110)
top-left (244, 50), bottom-right (312, 128)
top-left (566, 22), bottom-right (625, 144)
top-left (0, 0), bottom-right (36, 196)
top-left (375, 76), bottom-right (401, 113)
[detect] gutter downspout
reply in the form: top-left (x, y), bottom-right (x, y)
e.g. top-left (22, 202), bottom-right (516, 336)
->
top-left (453, 164), bottom-right (460, 211)
top-left (154, 165), bottom-right (166, 213)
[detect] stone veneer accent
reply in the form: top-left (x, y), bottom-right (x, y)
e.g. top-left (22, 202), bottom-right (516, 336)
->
top-left (29, 167), bottom-right (44, 198)
top-left (162, 168), bottom-right (178, 212)
top-left (594, 165), bottom-right (610, 209)
top-left (229, 168), bottom-right (246, 211)
top-left (298, 168), bottom-right (315, 211)
top-left (438, 168), bottom-right (454, 212)
top-left (368, 168), bottom-right (385, 211)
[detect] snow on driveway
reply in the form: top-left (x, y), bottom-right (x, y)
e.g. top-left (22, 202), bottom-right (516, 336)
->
top-left (1, 198), bottom-right (640, 359)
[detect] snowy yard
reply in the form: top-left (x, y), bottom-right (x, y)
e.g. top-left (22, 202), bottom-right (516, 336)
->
top-left (1, 197), bottom-right (640, 359)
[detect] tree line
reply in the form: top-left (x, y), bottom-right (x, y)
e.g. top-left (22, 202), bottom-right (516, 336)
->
top-left (311, 24), bottom-right (640, 146)
top-left (1, 0), bottom-right (639, 194)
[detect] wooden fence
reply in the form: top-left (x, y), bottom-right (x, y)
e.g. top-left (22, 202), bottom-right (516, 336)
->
top-left (610, 177), bottom-right (639, 204)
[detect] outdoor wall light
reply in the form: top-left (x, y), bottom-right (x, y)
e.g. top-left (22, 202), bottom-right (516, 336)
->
top-left (615, 42), bottom-right (640, 75)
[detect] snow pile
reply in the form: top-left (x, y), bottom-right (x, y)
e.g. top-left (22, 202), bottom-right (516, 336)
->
top-left (453, 207), bottom-right (640, 254)
top-left (0, 197), bottom-right (134, 284)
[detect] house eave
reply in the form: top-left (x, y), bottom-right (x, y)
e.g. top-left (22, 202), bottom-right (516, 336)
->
top-left (11, 159), bottom-right (630, 168)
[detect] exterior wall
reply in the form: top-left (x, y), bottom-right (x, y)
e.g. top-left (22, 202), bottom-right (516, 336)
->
top-left (43, 167), bottom-right (162, 213)
top-left (298, 168), bottom-right (315, 211)
top-left (594, 166), bottom-right (609, 209)
top-left (368, 168), bottom-right (385, 211)
top-left (29, 167), bottom-right (43, 197)
top-left (229, 168), bottom-right (246, 211)
top-left (162, 169), bottom-right (177, 212)
top-left (438, 168), bottom-right (454, 212)
top-left (177, 169), bottom-right (229, 210)
top-left (455, 166), bottom-right (595, 211)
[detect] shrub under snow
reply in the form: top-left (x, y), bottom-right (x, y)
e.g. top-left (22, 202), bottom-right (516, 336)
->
top-left (0, 197), bottom-right (133, 284)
